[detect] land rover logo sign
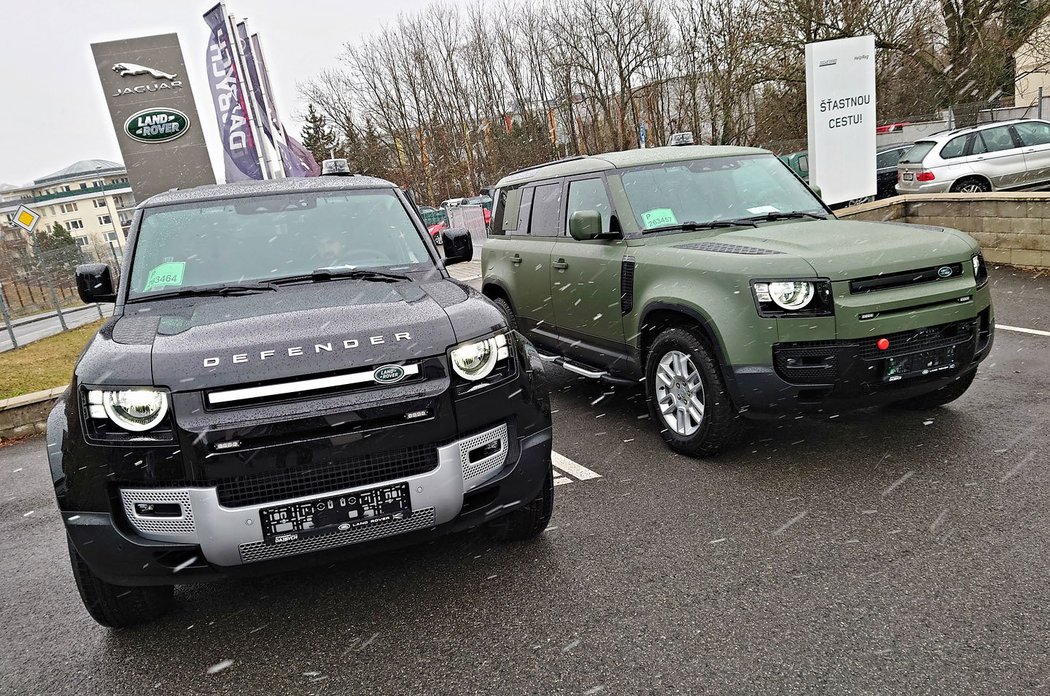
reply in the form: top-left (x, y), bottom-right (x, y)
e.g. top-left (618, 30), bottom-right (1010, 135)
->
top-left (937, 266), bottom-right (954, 278)
top-left (123, 107), bottom-right (190, 144)
top-left (373, 365), bottom-right (406, 384)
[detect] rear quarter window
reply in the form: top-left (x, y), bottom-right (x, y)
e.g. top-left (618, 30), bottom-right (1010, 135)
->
top-left (939, 135), bottom-right (969, 160)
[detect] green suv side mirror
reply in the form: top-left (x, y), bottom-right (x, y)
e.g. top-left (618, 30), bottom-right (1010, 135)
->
top-left (569, 210), bottom-right (603, 241)
top-left (809, 184), bottom-right (823, 200)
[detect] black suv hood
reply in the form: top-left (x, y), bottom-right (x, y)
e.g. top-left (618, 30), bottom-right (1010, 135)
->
top-left (78, 279), bottom-right (504, 392)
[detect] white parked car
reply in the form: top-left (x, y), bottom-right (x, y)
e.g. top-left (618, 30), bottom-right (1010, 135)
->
top-left (896, 118), bottom-right (1050, 194)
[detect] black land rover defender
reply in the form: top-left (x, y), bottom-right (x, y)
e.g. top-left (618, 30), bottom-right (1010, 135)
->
top-left (48, 175), bottom-right (553, 627)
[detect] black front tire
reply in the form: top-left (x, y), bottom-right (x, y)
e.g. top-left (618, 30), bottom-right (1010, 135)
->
top-left (895, 369), bottom-right (977, 410)
top-left (950, 177), bottom-right (991, 193)
top-left (491, 295), bottom-right (519, 332)
top-left (645, 327), bottom-right (742, 457)
top-left (67, 539), bottom-right (174, 628)
top-left (495, 467), bottom-right (554, 541)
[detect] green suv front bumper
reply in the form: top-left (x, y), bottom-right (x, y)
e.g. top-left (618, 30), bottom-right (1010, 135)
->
top-left (728, 308), bottom-right (993, 416)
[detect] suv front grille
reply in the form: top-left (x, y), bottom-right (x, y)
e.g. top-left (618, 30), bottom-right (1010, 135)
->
top-left (856, 319), bottom-right (974, 360)
top-left (215, 445), bottom-right (439, 507)
top-left (849, 263), bottom-right (963, 294)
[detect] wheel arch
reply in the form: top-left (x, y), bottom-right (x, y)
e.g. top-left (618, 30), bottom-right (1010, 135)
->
top-left (482, 278), bottom-right (513, 308)
top-left (951, 174), bottom-right (993, 192)
top-left (637, 302), bottom-right (735, 391)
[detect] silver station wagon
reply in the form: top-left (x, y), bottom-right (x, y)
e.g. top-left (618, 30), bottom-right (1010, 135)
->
top-left (896, 118), bottom-right (1050, 194)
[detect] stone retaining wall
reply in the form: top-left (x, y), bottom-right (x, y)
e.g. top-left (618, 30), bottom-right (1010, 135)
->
top-left (840, 192), bottom-right (1050, 268)
top-left (0, 387), bottom-right (65, 442)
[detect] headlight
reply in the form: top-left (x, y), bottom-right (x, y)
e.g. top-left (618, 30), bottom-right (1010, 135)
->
top-left (754, 281), bottom-right (814, 310)
top-left (450, 333), bottom-right (510, 381)
top-left (972, 253), bottom-right (988, 287)
top-left (751, 279), bottom-right (833, 317)
top-left (87, 388), bottom-right (169, 432)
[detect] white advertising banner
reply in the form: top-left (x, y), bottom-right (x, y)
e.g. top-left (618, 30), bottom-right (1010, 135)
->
top-left (805, 35), bottom-right (877, 205)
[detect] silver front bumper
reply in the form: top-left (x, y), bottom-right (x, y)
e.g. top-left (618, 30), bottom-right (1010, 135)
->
top-left (119, 423), bottom-right (509, 566)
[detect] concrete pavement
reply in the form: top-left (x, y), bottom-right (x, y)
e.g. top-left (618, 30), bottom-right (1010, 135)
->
top-left (0, 267), bottom-right (1047, 694)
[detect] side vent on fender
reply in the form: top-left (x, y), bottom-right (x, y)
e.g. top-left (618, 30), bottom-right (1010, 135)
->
top-left (620, 257), bottom-right (636, 315)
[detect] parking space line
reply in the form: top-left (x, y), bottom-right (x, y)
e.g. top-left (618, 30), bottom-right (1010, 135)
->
top-left (552, 452), bottom-right (602, 484)
top-left (553, 476), bottom-right (573, 487)
top-left (997, 324), bottom-right (1050, 337)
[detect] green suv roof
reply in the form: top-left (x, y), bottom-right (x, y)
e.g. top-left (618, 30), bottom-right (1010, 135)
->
top-left (496, 145), bottom-right (768, 187)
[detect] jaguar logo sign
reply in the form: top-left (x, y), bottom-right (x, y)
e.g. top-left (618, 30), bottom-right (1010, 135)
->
top-left (373, 365), bottom-right (407, 384)
top-left (124, 108), bottom-right (190, 144)
top-left (110, 62), bottom-right (184, 98)
top-left (112, 62), bottom-right (177, 80)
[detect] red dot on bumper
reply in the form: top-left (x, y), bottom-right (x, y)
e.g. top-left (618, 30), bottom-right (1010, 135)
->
top-left (877, 338), bottom-right (890, 350)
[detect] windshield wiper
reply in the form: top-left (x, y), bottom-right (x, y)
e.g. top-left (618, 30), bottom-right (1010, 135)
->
top-left (732, 211), bottom-right (828, 224)
top-left (271, 267), bottom-right (411, 285)
top-left (128, 281), bottom-right (279, 302)
top-left (642, 219), bottom-right (758, 235)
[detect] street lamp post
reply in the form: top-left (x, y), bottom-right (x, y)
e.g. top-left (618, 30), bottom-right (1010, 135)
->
top-left (96, 165), bottom-right (123, 257)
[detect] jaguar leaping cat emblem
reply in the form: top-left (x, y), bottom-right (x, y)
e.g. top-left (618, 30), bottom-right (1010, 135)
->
top-left (112, 63), bottom-right (177, 81)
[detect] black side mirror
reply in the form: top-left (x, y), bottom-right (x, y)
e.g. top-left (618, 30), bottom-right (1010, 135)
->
top-left (75, 263), bottom-right (116, 303)
top-left (442, 228), bottom-right (473, 265)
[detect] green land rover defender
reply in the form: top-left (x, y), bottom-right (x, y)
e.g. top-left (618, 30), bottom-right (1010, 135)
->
top-left (481, 146), bottom-right (994, 457)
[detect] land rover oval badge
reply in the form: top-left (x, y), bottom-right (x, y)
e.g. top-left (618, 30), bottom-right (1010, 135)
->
top-left (124, 107), bottom-right (190, 144)
top-left (373, 365), bottom-right (406, 384)
top-left (937, 266), bottom-right (953, 278)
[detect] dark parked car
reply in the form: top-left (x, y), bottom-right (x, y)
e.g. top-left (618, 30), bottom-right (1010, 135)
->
top-left (51, 174), bottom-right (554, 627)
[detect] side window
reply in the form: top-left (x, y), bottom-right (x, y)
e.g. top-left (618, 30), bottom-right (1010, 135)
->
top-left (529, 182), bottom-right (563, 237)
top-left (1013, 121), bottom-right (1050, 147)
top-left (516, 187), bottom-right (534, 234)
top-left (971, 134), bottom-right (989, 156)
top-left (939, 135), bottom-right (968, 160)
top-left (566, 178), bottom-right (612, 235)
top-left (980, 126), bottom-right (1016, 153)
top-left (491, 187), bottom-right (520, 236)
top-left (876, 150), bottom-right (900, 168)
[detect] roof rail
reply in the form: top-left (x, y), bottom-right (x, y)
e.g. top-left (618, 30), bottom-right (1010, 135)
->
top-left (504, 155), bottom-right (588, 179)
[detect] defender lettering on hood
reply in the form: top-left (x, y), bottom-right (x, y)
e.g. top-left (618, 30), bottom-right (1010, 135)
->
top-left (203, 332), bottom-right (413, 367)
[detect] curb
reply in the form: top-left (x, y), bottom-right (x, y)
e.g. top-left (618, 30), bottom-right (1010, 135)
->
top-left (0, 386), bottom-right (66, 442)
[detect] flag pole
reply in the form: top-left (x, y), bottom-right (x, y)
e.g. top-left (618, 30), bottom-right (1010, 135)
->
top-left (223, 8), bottom-right (272, 178)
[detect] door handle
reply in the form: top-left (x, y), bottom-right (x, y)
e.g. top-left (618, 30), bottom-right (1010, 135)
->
top-left (552, 259), bottom-right (569, 270)
top-left (511, 254), bottom-right (522, 265)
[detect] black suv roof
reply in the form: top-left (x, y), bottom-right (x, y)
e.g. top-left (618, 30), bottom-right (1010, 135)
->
top-left (141, 175), bottom-right (398, 208)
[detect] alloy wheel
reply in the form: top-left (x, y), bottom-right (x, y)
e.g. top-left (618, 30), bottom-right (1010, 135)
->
top-left (654, 350), bottom-right (705, 436)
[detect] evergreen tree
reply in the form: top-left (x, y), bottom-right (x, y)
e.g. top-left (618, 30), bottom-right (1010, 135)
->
top-left (35, 223), bottom-right (75, 252)
top-left (300, 104), bottom-right (338, 163)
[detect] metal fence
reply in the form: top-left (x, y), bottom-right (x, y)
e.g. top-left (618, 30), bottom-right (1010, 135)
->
top-left (0, 242), bottom-right (121, 350)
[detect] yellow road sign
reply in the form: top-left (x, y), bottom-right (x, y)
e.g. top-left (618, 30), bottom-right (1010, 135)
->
top-left (13, 205), bottom-right (40, 233)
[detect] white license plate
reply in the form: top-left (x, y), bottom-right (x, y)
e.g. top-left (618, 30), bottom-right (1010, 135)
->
top-left (902, 172), bottom-right (914, 181)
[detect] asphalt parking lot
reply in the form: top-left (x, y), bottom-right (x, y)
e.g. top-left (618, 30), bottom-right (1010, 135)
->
top-left (1, 266), bottom-right (1047, 695)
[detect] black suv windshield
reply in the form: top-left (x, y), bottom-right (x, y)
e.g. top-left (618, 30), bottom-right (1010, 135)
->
top-left (127, 189), bottom-right (431, 299)
top-left (619, 154), bottom-right (826, 231)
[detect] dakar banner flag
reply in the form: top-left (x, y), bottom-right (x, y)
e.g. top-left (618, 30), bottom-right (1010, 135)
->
top-left (203, 4), bottom-right (262, 181)
top-left (250, 32), bottom-right (320, 177)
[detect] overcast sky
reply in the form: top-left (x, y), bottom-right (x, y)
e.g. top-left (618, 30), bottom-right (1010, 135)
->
top-left (0, 0), bottom-right (470, 186)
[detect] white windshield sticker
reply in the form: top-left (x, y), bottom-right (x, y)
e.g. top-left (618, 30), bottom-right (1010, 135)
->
top-left (747, 205), bottom-right (780, 215)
